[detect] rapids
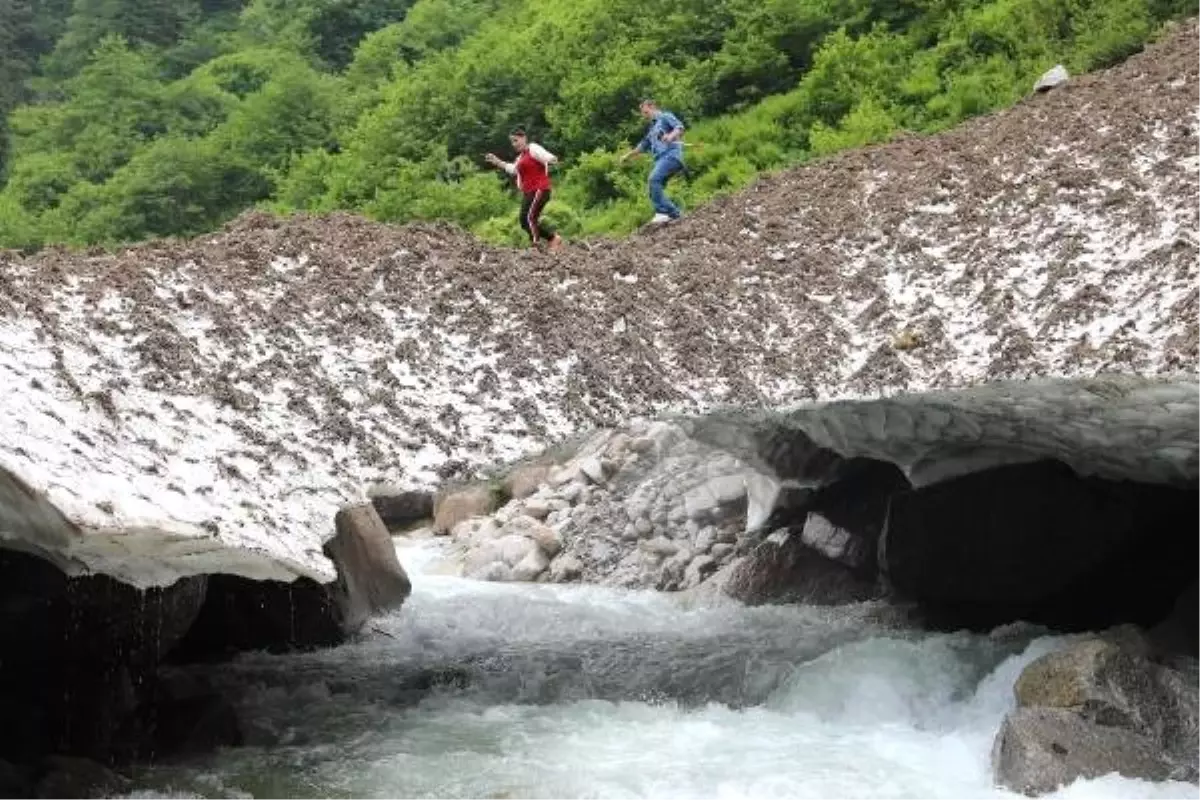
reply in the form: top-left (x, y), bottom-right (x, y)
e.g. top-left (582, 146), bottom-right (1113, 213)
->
top-left (122, 541), bottom-right (1196, 799)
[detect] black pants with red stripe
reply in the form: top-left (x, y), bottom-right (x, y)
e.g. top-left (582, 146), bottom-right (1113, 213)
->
top-left (519, 189), bottom-right (555, 244)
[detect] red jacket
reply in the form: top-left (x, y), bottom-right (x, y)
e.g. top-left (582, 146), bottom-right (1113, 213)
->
top-left (502, 143), bottom-right (556, 192)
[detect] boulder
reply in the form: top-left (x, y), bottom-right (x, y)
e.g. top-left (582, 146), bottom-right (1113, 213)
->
top-left (1034, 64), bottom-right (1069, 93)
top-left (527, 522), bottom-right (563, 557)
top-left (504, 463), bottom-right (552, 500)
top-left (1014, 640), bottom-right (1158, 730)
top-left (468, 561), bottom-right (512, 582)
top-left (578, 456), bottom-right (608, 485)
top-left (463, 541), bottom-right (504, 575)
top-left (512, 549), bottom-right (551, 582)
top-left (684, 555), bottom-right (718, 588)
top-left (549, 554), bottom-right (584, 583)
top-left (324, 504), bottom-right (412, 633)
top-left (497, 534), bottom-right (537, 567)
top-left (368, 489), bottom-right (434, 532)
top-left (433, 484), bottom-right (499, 534)
top-left (993, 708), bottom-right (1171, 795)
top-left (720, 531), bottom-right (879, 605)
top-left (522, 498), bottom-right (552, 521)
top-left (682, 474), bottom-right (748, 521)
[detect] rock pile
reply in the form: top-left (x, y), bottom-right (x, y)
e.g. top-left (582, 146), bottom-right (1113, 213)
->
top-left (437, 421), bottom-right (774, 591)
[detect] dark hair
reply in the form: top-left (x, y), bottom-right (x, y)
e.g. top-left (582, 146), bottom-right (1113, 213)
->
top-left (640, 98), bottom-right (656, 107)
top-left (509, 127), bottom-right (527, 137)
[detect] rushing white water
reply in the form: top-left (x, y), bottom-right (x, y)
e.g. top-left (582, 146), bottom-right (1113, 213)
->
top-left (125, 540), bottom-right (1196, 799)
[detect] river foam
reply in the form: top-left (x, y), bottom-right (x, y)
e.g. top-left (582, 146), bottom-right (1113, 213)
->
top-left (123, 540), bottom-right (1196, 799)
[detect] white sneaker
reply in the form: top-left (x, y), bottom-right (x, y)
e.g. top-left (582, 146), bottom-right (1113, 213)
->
top-left (650, 213), bottom-right (672, 224)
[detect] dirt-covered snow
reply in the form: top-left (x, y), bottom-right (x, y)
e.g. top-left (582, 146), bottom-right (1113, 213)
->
top-left (1, 20), bottom-right (1195, 585)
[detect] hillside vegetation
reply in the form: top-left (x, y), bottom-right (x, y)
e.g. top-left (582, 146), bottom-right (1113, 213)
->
top-left (0, 0), bottom-right (1191, 248)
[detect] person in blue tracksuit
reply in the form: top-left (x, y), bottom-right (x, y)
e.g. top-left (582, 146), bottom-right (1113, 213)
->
top-left (621, 98), bottom-right (686, 223)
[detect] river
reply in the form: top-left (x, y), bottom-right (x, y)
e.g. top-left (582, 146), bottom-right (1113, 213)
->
top-left (123, 540), bottom-right (1195, 799)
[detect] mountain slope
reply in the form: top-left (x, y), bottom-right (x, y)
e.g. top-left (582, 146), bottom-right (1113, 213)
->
top-left (0, 19), bottom-right (1195, 583)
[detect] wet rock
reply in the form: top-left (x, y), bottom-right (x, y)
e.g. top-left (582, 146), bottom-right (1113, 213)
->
top-left (719, 531), bottom-right (879, 605)
top-left (34, 756), bottom-right (131, 799)
top-left (169, 574), bottom-right (342, 661)
top-left (1014, 641), bottom-right (1156, 728)
top-left (368, 489), bottom-right (433, 532)
top-left (641, 537), bottom-right (678, 557)
top-left (135, 686), bottom-right (243, 759)
top-left (325, 504), bottom-right (412, 633)
top-left (469, 561), bottom-right (512, 582)
top-left (684, 555), bottom-right (718, 588)
top-left (0, 549), bottom-right (207, 762)
top-left (711, 543), bottom-right (734, 561)
top-left (993, 708), bottom-right (1171, 794)
top-left (433, 484), bottom-right (498, 534)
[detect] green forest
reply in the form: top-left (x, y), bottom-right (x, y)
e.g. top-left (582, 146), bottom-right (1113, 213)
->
top-left (0, 0), bottom-right (1191, 249)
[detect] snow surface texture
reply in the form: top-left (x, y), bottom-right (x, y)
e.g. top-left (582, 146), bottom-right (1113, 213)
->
top-left (0, 21), bottom-right (1196, 586)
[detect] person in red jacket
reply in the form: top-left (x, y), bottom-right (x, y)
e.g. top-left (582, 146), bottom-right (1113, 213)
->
top-left (485, 128), bottom-right (564, 251)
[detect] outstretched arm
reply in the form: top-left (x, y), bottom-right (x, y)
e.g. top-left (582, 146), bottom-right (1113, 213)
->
top-left (484, 153), bottom-right (516, 175)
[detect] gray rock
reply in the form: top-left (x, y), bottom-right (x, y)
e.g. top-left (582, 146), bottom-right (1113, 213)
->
top-left (526, 521), bottom-right (563, 557)
top-left (634, 516), bottom-right (654, 537)
top-left (720, 532), bottom-right (879, 605)
top-left (560, 481), bottom-right (585, 504)
top-left (993, 708), bottom-right (1171, 795)
top-left (621, 523), bottom-right (639, 542)
top-left (325, 504), bottom-right (412, 633)
top-left (684, 554), bottom-right (718, 588)
top-left (1034, 64), bottom-right (1069, 93)
top-left (642, 537), bottom-right (678, 557)
top-left (549, 465), bottom-right (581, 487)
top-left (368, 489), bottom-right (434, 531)
top-left (433, 484), bottom-right (498, 534)
top-left (522, 498), bottom-right (552, 521)
top-left (497, 534), bottom-right (537, 567)
top-left (711, 543), bottom-right (735, 561)
top-left (549, 553), bottom-right (583, 582)
top-left (1015, 640), bottom-right (1160, 731)
top-left (464, 541), bottom-right (504, 575)
top-left (629, 436), bottom-right (655, 454)
top-left (693, 526), bottom-right (717, 554)
top-left (512, 548), bottom-right (551, 581)
top-left (799, 512), bottom-right (869, 567)
top-left (469, 561), bottom-right (512, 582)
top-left (504, 463), bottom-right (552, 500)
top-left (579, 456), bottom-right (607, 485)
